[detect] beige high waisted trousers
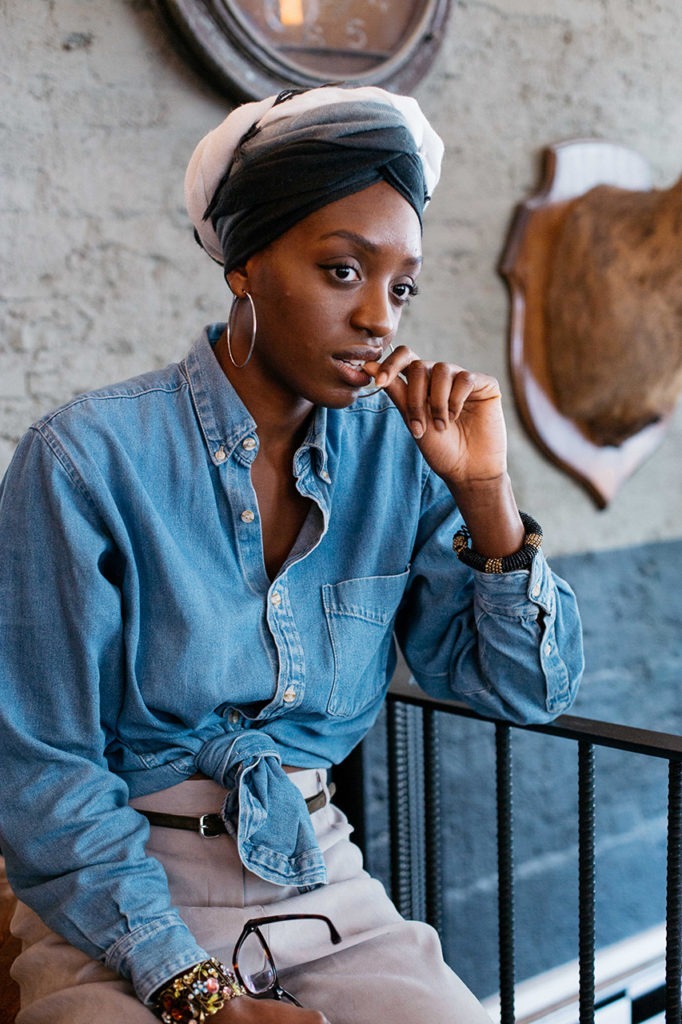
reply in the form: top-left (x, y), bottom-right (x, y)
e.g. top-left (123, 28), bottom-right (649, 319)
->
top-left (11, 769), bottom-right (492, 1023)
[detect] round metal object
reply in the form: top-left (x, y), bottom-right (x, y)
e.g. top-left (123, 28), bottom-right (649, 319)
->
top-left (155, 0), bottom-right (451, 101)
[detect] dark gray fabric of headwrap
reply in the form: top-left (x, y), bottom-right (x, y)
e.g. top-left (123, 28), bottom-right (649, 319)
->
top-left (205, 101), bottom-right (427, 272)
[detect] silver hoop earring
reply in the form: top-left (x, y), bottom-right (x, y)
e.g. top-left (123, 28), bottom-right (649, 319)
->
top-left (226, 291), bottom-right (257, 368)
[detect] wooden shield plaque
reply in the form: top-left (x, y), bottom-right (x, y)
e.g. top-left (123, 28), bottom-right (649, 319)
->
top-left (498, 140), bottom-right (680, 509)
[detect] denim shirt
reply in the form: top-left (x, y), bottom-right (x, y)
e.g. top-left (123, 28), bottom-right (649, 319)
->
top-left (0, 325), bottom-right (584, 1003)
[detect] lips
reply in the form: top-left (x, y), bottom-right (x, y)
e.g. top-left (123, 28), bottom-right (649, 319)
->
top-left (332, 347), bottom-right (384, 387)
top-left (333, 356), bottom-right (373, 387)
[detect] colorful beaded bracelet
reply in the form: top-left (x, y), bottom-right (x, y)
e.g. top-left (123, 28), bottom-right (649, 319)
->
top-left (452, 511), bottom-right (543, 574)
top-left (154, 957), bottom-right (246, 1022)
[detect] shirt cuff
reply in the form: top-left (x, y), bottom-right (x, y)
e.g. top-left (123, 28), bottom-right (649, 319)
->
top-left (105, 912), bottom-right (209, 1006)
top-left (470, 549), bottom-right (555, 616)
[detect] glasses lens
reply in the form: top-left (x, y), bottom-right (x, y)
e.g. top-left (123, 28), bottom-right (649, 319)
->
top-left (238, 930), bottom-right (276, 995)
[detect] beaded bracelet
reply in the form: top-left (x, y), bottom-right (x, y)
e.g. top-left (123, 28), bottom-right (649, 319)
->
top-left (154, 957), bottom-right (246, 1022)
top-left (452, 511), bottom-right (543, 574)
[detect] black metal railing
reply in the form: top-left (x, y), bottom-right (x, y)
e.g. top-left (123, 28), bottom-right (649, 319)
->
top-left (335, 677), bottom-right (682, 1024)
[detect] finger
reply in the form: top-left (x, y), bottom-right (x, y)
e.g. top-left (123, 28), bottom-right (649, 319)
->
top-left (448, 370), bottom-right (502, 419)
top-left (383, 363), bottom-right (431, 439)
top-left (447, 369), bottom-right (479, 420)
top-left (363, 345), bottom-right (421, 389)
top-left (403, 361), bottom-right (432, 438)
top-left (428, 362), bottom-right (458, 431)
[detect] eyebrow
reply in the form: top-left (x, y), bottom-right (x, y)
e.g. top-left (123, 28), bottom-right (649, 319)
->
top-left (319, 230), bottom-right (423, 269)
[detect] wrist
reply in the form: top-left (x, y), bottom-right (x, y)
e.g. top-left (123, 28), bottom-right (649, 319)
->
top-left (445, 471), bottom-right (512, 508)
top-left (447, 474), bottom-right (525, 558)
top-left (453, 511), bottom-right (543, 574)
top-left (153, 958), bottom-right (246, 1022)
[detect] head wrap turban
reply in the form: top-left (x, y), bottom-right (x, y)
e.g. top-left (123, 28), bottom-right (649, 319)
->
top-left (184, 85), bottom-right (444, 270)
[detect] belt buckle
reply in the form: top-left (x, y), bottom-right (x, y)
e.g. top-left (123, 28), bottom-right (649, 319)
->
top-left (198, 813), bottom-right (223, 838)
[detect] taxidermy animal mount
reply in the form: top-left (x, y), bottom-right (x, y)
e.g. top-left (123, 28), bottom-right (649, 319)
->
top-left (500, 140), bottom-right (679, 508)
top-left (546, 177), bottom-right (682, 447)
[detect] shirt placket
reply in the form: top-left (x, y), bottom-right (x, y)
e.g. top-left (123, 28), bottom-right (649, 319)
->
top-left (222, 433), bottom-right (270, 596)
top-left (220, 436), bottom-right (330, 716)
top-left (265, 449), bottom-right (331, 714)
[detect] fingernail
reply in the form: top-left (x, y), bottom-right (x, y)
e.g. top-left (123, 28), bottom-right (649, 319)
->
top-left (410, 420), bottom-right (424, 439)
top-left (374, 371), bottom-right (387, 387)
top-left (434, 418), bottom-right (446, 432)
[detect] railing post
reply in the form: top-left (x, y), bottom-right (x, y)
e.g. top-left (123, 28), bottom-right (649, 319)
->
top-left (423, 707), bottom-right (443, 938)
top-left (385, 700), bottom-right (421, 917)
top-left (578, 740), bottom-right (596, 1024)
top-left (666, 760), bottom-right (682, 1024)
top-left (387, 700), bottom-right (414, 919)
top-left (496, 724), bottom-right (516, 1024)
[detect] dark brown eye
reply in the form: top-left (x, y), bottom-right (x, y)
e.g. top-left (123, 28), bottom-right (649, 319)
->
top-left (393, 282), bottom-right (419, 302)
top-left (323, 264), bottom-right (360, 282)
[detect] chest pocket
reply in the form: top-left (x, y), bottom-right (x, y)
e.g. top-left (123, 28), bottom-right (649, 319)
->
top-left (322, 569), bottom-right (410, 718)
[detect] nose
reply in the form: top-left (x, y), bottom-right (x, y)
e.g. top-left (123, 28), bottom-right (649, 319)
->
top-left (350, 284), bottom-right (396, 341)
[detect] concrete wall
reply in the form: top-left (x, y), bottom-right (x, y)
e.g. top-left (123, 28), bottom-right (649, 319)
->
top-left (2, 0), bottom-right (681, 554)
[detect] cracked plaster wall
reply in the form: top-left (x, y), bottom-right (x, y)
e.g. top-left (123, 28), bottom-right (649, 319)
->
top-left (2, 0), bottom-right (682, 553)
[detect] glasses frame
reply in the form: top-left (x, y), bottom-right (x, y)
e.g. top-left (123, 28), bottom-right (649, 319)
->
top-left (232, 913), bottom-right (342, 1006)
top-left (355, 342), bottom-right (395, 398)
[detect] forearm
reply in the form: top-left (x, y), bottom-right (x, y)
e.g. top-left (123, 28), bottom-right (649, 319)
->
top-left (403, 552), bottom-right (584, 725)
top-left (445, 472), bottom-right (524, 558)
top-left (397, 475), bottom-right (584, 724)
top-left (1, 778), bottom-right (209, 1005)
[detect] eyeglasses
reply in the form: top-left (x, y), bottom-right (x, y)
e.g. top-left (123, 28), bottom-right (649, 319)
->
top-left (232, 913), bottom-right (342, 1006)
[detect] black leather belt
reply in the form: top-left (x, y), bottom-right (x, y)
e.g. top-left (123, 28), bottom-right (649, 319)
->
top-left (138, 782), bottom-right (336, 839)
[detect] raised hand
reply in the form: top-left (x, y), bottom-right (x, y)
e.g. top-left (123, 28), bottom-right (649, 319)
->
top-left (364, 347), bottom-right (525, 558)
top-left (364, 347), bottom-right (508, 487)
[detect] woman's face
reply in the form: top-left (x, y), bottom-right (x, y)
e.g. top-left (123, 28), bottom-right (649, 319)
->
top-left (227, 180), bottom-right (423, 408)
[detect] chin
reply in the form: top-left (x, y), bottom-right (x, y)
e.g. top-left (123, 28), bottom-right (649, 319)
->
top-left (296, 380), bottom-right (357, 409)
top-left (318, 390), bottom-right (361, 409)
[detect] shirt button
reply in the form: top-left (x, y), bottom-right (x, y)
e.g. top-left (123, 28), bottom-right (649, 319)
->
top-left (283, 687), bottom-right (297, 703)
top-left (228, 709), bottom-right (240, 724)
top-left (532, 583), bottom-right (541, 598)
top-left (544, 642), bottom-right (552, 656)
top-left (242, 437), bottom-right (257, 451)
top-left (240, 509), bottom-right (255, 523)
top-left (320, 470), bottom-right (331, 482)
top-left (270, 591), bottom-right (282, 606)
top-left (214, 447), bottom-right (226, 462)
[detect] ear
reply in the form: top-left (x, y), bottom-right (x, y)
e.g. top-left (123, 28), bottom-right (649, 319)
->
top-left (225, 266), bottom-right (249, 297)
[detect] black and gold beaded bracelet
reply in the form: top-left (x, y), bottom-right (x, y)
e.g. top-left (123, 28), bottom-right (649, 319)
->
top-left (452, 511), bottom-right (543, 574)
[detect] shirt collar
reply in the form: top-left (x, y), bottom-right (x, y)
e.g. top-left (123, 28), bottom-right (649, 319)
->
top-left (297, 405), bottom-right (329, 481)
top-left (183, 325), bottom-right (330, 479)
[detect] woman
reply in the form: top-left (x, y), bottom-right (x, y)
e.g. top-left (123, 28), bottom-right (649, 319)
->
top-left (0, 85), bottom-right (583, 1023)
